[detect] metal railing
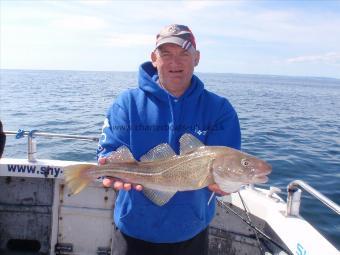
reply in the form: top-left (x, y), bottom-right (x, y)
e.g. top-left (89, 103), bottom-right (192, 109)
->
top-left (4, 130), bottom-right (340, 218)
top-left (286, 179), bottom-right (340, 216)
top-left (5, 130), bottom-right (99, 162)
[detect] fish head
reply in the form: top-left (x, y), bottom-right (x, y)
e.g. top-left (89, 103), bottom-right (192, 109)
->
top-left (212, 148), bottom-right (272, 186)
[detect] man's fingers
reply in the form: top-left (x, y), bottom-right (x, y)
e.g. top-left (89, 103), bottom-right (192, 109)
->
top-left (98, 157), bottom-right (106, 165)
top-left (208, 184), bottom-right (220, 192)
top-left (99, 157), bottom-right (142, 191)
top-left (133, 184), bottom-right (143, 191)
top-left (103, 178), bottom-right (113, 187)
top-left (208, 184), bottom-right (230, 196)
top-left (123, 183), bottom-right (132, 191)
top-left (103, 177), bottom-right (121, 189)
top-left (113, 181), bottom-right (124, 190)
top-left (102, 177), bottom-right (142, 192)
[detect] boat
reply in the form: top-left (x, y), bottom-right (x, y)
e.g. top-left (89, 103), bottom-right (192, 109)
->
top-left (0, 130), bottom-right (339, 255)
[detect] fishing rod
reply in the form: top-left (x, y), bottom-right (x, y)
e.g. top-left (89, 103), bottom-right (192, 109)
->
top-left (216, 197), bottom-right (293, 255)
top-left (237, 191), bottom-right (265, 255)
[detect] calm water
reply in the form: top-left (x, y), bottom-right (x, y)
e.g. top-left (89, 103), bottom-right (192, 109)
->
top-left (1, 69), bottom-right (339, 248)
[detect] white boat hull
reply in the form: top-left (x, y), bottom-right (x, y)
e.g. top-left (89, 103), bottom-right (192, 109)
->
top-left (0, 158), bottom-right (339, 255)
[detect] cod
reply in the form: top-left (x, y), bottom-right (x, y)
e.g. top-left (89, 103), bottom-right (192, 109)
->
top-left (64, 133), bottom-right (272, 206)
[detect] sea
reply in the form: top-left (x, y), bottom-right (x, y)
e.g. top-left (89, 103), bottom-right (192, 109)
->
top-left (1, 69), bottom-right (339, 248)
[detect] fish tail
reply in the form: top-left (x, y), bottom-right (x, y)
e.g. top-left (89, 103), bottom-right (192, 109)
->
top-left (64, 164), bottom-right (96, 195)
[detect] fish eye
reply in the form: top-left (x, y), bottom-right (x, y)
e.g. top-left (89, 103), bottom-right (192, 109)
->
top-left (241, 159), bottom-right (250, 167)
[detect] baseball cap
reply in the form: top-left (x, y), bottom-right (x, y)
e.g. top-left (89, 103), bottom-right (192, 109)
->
top-left (155, 24), bottom-right (196, 50)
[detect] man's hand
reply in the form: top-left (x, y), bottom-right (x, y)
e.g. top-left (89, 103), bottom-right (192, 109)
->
top-left (98, 157), bottom-right (143, 191)
top-left (208, 183), bottom-right (230, 196)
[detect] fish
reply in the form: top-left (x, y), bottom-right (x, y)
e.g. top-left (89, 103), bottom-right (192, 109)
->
top-left (64, 133), bottom-right (272, 206)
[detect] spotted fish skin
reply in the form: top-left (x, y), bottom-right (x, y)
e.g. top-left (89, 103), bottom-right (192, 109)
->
top-left (64, 134), bottom-right (272, 206)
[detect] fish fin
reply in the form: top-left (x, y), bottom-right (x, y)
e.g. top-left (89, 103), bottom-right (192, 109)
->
top-left (143, 188), bottom-right (177, 206)
top-left (107, 145), bottom-right (136, 163)
top-left (179, 133), bottom-right (204, 155)
top-left (140, 143), bottom-right (176, 162)
top-left (212, 171), bottom-right (243, 193)
top-left (64, 164), bottom-right (96, 195)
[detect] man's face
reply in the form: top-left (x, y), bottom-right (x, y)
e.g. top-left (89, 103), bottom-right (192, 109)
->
top-left (151, 43), bottom-right (200, 97)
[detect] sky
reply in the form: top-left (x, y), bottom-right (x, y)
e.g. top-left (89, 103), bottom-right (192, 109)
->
top-left (1, 0), bottom-right (340, 79)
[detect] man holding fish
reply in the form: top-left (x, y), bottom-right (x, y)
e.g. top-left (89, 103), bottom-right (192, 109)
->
top-left (66, 24), bottom-right (271, 255)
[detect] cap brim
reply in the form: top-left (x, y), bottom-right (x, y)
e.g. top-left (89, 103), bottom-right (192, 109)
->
top-left (155, 37), bottom-right (187, 49)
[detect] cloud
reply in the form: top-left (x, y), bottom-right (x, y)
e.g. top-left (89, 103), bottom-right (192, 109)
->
top-left (103, 34), bottom-right (154, 47)
top-left (78, 0), bottom-right (112, 6)
top-left (287, 52), bottom-right (340, 64)
top-left (183, 1), bottom-right (227, 11)
top-left (2, 0), bottom-right (340, 77)
top-left (190, 4), bottom-right (340, 46)
top-left (51, 15), bottom-right (107, 30)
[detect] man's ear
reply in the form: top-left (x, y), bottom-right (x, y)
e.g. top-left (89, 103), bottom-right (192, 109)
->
top-left (194, 50), bottom-right (200, 66)
top-left (151, 51), bottom-right (157, 68)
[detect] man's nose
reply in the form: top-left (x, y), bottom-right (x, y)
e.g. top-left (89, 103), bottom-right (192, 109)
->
top-left (170, 55), bottom-right (182, 65)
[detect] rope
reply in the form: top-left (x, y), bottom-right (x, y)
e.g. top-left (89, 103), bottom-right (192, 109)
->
top-left (15, 129), bottom-right (25, 139)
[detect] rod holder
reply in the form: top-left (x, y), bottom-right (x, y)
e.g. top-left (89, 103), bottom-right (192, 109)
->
top-left (286, 180), bottom-right (340, 216)
top-left (286, 187), bottom-right (301, 216)
top-left (27, 130), bottom-right (38, 162)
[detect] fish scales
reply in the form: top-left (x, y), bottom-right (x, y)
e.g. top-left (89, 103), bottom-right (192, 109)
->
top-left (95, 153), bottom-right (213, 190)
top-left (158, 155), bottom-right (214, 190)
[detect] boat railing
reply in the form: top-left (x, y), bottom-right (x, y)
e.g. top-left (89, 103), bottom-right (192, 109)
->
top-left (4, 130), bottom-right (99, 162)
top-left (3, 130), bottom-right (340, 218)
top-left (287, 179), bottom-right (340, 216)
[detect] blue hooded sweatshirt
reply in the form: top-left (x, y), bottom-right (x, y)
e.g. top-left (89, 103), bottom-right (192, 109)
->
top-left (97, 61), bottom-right (241, 243)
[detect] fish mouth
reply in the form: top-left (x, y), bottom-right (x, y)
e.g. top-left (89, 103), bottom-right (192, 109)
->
top-left (254, 170), bottom-right (271, 177)
top-left (252, 175), bottom-right (269, 184)
top-left (251, 164), bottom-right (272, 183)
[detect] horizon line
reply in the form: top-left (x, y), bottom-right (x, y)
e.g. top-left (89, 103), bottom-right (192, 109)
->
top-left (1, 67), bottom-right (339, 81)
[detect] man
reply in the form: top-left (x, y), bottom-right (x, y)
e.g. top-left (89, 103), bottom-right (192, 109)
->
top-left (97, 24), bottom-right (241, 255)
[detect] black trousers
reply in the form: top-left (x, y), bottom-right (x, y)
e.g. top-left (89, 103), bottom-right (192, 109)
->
top-left (111, 227), bottom-right (209, 255)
